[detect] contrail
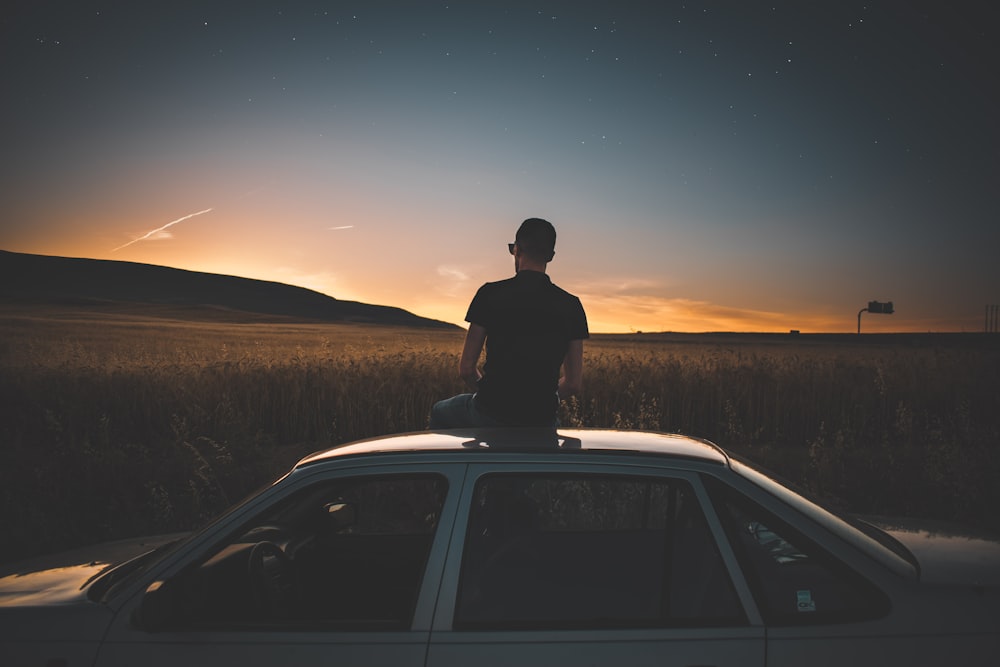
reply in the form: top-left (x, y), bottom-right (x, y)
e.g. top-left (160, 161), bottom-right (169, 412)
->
top-left (112, 207), bottom-right (214, 252)
top-left (328, 225), bottom-right (354, 230)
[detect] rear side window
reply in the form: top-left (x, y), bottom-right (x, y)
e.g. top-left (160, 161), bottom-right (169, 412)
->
top-left (704, 476), bottom-right (890, 625)
top-left (455, 474), bottom-right (744, 630)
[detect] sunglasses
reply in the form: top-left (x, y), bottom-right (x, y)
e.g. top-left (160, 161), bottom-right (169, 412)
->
top-left (508, 243), bottom-right (516, 255)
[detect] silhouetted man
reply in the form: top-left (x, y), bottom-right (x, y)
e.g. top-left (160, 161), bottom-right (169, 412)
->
top-left (430, 218), bottom-right (589, 428)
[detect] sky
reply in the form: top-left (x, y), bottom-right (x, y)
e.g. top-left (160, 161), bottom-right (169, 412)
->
top-left (1, 1), bottom-right (997, 334)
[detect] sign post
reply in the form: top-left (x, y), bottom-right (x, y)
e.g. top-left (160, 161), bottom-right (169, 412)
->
top-left (858, 300), bottom-right (894, 333)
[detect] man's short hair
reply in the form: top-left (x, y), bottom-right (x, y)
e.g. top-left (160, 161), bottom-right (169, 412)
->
top-left (515, 218), bottom-right (556, 262)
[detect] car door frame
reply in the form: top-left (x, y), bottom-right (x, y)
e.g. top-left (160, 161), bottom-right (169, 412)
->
top-left (426, 459), bottom-right (766, 667)
top-left (95, 460), bottom-right (469, 667)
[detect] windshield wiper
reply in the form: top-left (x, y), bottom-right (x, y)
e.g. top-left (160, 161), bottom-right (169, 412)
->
top-left (87, 537), bottom-right (185, 603)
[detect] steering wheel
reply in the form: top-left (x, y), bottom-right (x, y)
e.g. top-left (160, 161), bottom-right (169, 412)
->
top-left (247, 541), bottom-right (296, 619)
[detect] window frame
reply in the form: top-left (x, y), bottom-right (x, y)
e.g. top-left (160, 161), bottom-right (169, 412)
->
top-left (443, 462), bottom-right (757, 632)
top-left (131, 463), bottom-right (466, 634)
top-left (701, 473), bottom-right (892, 626)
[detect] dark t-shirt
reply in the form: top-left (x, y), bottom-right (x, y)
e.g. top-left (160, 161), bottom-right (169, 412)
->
top-left (466, 270), bottom-right (589, 425)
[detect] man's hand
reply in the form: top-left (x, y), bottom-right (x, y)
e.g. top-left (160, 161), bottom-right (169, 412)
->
top-left (558, 339), bottom-right (584, 399)
top-left (459, 323), bottom-right (488, 390)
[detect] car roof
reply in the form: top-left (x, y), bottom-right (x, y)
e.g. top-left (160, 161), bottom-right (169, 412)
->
top-left (296, 428), bottom-right (730, 468)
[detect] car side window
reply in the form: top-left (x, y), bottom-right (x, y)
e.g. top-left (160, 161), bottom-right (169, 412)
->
top-left (704, 476), bottom-right (889, 625)
top-left (454, 474), bottom-right (745, 630)
top-left (152, 474), bottom-right (447, 631)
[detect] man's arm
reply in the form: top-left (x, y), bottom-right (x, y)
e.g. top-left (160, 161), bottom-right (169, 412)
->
top-left (558, 338), bottom-right (584, 399)
top-left (459, 323), bottom-right (487, 390)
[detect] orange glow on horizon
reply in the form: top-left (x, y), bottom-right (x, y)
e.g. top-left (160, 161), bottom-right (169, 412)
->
top-left (407, 295), bottom-right (978, 335)
top-left (4, 241), bottom-right (985, 335)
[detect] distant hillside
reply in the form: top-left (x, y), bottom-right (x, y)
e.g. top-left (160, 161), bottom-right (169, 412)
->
top-left (0, 250), bottom-right (459, 329)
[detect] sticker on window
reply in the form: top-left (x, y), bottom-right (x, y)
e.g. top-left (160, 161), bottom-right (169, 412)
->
top-left (796, 589), bottom-right (816, 613)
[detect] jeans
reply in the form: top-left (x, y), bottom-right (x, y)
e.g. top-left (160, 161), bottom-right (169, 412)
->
top-left (429, 393), bottom-right (506, 429)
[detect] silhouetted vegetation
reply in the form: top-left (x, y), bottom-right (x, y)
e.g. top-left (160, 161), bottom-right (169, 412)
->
top-left (2, 305), bottom-right (998, 563)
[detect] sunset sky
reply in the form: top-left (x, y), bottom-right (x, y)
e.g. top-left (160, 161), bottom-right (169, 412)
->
top-left (2, 1), bottom-right (996, 333)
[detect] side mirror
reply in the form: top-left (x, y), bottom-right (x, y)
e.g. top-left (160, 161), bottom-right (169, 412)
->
top-left (324, 501), bottom-right (357, 532)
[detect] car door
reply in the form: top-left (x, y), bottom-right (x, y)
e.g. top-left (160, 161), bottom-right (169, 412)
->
top-left (426, 463), bottom-right (765, 667)
top-left (95, 463), bottom-right (466, 667)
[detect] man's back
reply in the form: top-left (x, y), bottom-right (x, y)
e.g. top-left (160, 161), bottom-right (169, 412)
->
top-left (469, 270), bottom-right (588, 425)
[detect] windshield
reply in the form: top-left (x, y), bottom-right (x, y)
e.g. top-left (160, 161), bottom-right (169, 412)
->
top-left (90, 474), bottom-right (287, 603)
top-left (729, 457), bottom-right (918, 579)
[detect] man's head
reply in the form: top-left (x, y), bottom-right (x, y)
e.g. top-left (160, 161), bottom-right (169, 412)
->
top-left (513, 218), bottom-right (556, 263)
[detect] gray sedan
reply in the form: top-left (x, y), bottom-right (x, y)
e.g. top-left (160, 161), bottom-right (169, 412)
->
top-left (2, 428), bottom-right (998, 666)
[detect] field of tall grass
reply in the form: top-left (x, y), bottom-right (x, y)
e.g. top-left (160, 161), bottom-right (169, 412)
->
top-left (2, 304), bottom-right (999, 563)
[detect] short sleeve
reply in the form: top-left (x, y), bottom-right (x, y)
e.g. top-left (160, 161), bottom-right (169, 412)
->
top-left (569, 297), bottom-right (589, 340)
top-left (465, 284), bottom-right (491, 328)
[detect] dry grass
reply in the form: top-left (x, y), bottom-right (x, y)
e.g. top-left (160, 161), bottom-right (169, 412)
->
top-left (2, 304), bottom-right (999, 563)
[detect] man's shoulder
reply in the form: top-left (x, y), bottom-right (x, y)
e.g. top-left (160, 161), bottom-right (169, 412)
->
top-left (548, 280), bottom-right (581, 301)
top-left (472, 276), bottom-right (517, 300)
top-left (481, 276), bottom-right (519, 289)
top-left (542, 279), bottom-right (585, 311)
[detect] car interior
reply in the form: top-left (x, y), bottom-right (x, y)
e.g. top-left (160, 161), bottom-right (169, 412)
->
top-left (143, 474), bottom-right (448, 631)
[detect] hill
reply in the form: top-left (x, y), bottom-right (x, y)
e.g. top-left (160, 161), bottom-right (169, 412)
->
top-left (0, 250), bottom-right (459, 329)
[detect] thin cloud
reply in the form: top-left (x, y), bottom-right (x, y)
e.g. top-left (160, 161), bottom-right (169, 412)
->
top-left (112, 208), bottom-right (214, 252)
top-left (437, 265), bottom-right (469, 282)
top-left (435, 265), bottom-right (472, 298)
top-left (328, 225), bottom-right (354, 230)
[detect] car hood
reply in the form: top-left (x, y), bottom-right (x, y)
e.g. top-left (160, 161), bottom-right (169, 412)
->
top-left (0, 562), bottom-right (110, 606)
top-left (0, 560), bottom-right (113, 647)
top-left (0, 533), bottom-right (185, 606)
top-left (864, 517), bottom-right (1000, 588)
